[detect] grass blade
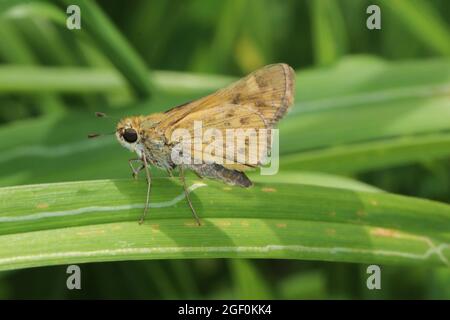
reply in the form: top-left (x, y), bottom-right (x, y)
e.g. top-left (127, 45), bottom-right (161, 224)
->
top-left (58, 0), bottom-right (153, 99)
top-left (381, 0), bottom-right (450, 56)
top-left (281, 133), bottom-right (450, 174)
top-left (0, 179), bottom-right (448, 270)
top-left (309, 0), bottom-right (347, 66)
top-left (0, 57), bottom-right (448, 184)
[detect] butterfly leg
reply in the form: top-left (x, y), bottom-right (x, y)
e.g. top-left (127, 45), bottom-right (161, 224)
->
top-left (138, 156), bottom-right (152, 225)
top-left (128, 158), bottom-right (145, 180)
top-left (179, 165), bottom-right (201, 226)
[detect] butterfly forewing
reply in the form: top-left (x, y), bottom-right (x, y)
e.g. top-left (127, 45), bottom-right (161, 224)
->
top-left (155, 63), bottom-right (295, 170)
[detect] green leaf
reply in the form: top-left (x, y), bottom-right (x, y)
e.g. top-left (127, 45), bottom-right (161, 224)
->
top-left (230, 259), bottom-right (273, 299)
top-left (0, 18), bottom-right (65, 115)
top-left (250, 171), bottom-right (383, 192)
top-left (381, 0), bottom-right (450, 56)
top-left (281, 133), bottom-right (450, 174)
top-left (276, 271), bottom-right (326, 299)
top-left (0, 65), bottom-right (232, 94)
top-left (309, 0), bottom-right (347, 66)
top-left (58, 0), bottom-right (153, 99)
top-left (0, 57), bottom-right (449, 185)
top-left (0, 179), bottom-right (449, 271)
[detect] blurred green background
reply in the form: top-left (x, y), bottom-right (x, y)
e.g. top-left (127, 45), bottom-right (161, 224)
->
top-left (0, 0), bottom-right (449, 299)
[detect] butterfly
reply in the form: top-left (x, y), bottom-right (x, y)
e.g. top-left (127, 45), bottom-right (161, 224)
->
top-left (92, 63), bottom-right (295, 225)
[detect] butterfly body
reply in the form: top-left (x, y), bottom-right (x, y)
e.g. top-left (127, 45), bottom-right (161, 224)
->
top-left (117, 114), bottom-right (174, 170)
top-left (114, 63), bottom-right (295, 224)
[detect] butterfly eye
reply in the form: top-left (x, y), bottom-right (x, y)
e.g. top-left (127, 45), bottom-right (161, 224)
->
top-left (123, 128), bottom-right (138, 143)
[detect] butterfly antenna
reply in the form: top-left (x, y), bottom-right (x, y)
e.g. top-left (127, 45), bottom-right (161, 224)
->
top-left (88, 133), bottom-right (101, 139)
top-left (87, 131), bottom-right (115, 139)
top-left (95, 111), bottom-right (119, 120)
top-left (88, 112), bottom-right (118, 138)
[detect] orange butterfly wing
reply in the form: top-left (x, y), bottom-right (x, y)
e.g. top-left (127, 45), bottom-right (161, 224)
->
top-left (156, 63), bottom-right (295, 170)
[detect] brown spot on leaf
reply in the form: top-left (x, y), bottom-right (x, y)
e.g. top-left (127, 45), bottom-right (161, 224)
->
top-left (262, 187), bottom-right (276, 193)
top-left (218, 221), bottom-right (231, 227)
top-left (371, 228), bottom-right (399, 238)
top-left (36, 203), bottom-right (49, 209)
top-left (184, 221), bottom-right (198, 227)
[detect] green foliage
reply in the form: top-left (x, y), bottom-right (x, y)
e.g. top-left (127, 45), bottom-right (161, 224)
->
top-left (0, 0), bottom-right (449, 299)
top-left (1, 178), bottom-right (448, 271)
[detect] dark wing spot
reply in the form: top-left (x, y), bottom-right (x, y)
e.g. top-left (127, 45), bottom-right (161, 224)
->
top-left (240, 117), bottom-right (249, 125)
top-left (255, 76), bottom-right (268, 88)
top-left (232, 93), bottom-right (241, 104)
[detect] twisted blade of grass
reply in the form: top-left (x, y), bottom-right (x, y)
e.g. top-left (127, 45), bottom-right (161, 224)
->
top-left (281, 133), bottom-right (450, 174)
top-left (0, 179), bottom-right (449, 271)
top-left (0, 16), bottom-right (65, 114)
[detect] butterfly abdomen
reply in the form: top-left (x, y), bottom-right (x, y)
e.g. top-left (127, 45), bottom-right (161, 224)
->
top-left (188, 163), bottom-right (252, 188)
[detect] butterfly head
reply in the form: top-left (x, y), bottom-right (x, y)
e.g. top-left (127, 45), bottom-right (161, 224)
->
top-left (116, 117), bottom-right (144, 156)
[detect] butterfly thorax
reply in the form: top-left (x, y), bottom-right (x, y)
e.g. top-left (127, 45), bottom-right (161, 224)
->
top-left (116, 115), bottom-right (175, 170)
